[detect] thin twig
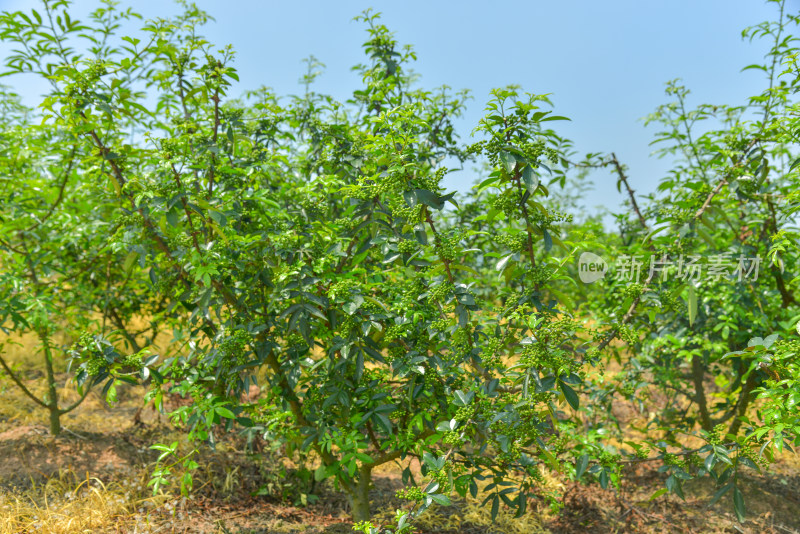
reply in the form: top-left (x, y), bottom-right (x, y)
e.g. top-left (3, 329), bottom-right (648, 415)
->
top-left (610, 153), bottom-right (648, 230)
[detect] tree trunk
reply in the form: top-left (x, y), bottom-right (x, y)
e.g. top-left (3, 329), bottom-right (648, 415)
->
top-left (49, 405), bottom-right (61, 436)
top-left (41, 332), bottom-right (61, 436)
top-left (349, 465), bottom-right (372, 522)
top-left (728, 372), bottom-right (758, 436)
top-left (691, 355), bottom-right (713, 431)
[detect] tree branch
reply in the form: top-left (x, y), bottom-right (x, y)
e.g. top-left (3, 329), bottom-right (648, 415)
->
top-left (0, 354), bottom-right (47, 408)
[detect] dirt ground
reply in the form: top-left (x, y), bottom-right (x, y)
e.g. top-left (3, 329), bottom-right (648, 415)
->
top-left (0, 373), bottom-right (799, 533)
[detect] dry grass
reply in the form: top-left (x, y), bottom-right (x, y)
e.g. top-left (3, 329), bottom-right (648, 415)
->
top-left (412, 501), bottom-right (552, 534)
top-left (0, 469), bottom-right (169, 534)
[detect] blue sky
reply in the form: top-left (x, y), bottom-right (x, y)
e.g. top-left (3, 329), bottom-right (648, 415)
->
top-left (2, 0), bottom-right (785, 216)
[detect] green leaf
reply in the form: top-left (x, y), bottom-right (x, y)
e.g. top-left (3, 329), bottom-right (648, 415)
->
top-left (166, 208), bottom-right (180, 227)
top-left (521, 165), bottom-right (539, 193)
top-left (733, 486), bottom-right (746, 522)
top-left (215, 407), bottom-right (235, 419)
top-left (422, 452), bottom-right (438, 470)
top-left (696, 226), bottom-right (716, 247)
top-left (414, 223), bottom-right (428, 245)
top-left (453, 390), bottom-right (474, 406)
top-left (738, 456), bottom-right (759, 471)
top-left (539, 115), bottom-right (571, 122)
top-left (648, 488), bottom-right (668, 501)
top-left (559, 381), bottom-right (579, 410)
top-left (415, 189), bottom-right (444, 210)
top-left (208, 209), bottom-right (227, 227)
top-left (499, 151), bottom-right (516, 173)
top-left (575, 454), bottom-right (589, 480)
top-left (475, 176), bottom-right (500, 191)
top-left (496, 254), bottom-right (513, 271)
top-left (181, 472), bottom-right (193, 495)
top-left (430, 493), bottom-right (451, 506)
top-left (542, 228), bottom-right (553, 251)
top-left (123, 251), bottom-right (138, 275)
top-left (708, 483), bottom-right (731, 507)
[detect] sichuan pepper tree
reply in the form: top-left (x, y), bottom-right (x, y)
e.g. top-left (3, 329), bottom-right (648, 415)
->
top-left (0, 2), bottom-right (605, 521)
top-left (573, 0), bottom-right (800, 520)
top-left (0, 1), bottom-right (190, 436)
top-left (0, 81), bottom-right (162, 435)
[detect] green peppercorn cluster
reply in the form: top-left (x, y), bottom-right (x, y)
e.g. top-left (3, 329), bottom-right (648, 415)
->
top-left (634, 445), bottom-right (650, 459)
top-left (598, 450), bottom-right (621, 469)
top-left (433, 230), bottom-right (463, 263)
top-left (397, 239), bottom-right (417, 254)
top-left (622, 283), bottom-right (645, 300)
top-left (387, 345), bottom-right (405, 361)
top-left (687, 453), bottom-right (704, 468)
top-left (72, 332), bottom-right (144, 377)
top-left (520, 343), bottom-right (576, 371)
top-left (708, 423), bottom-right (727, 445)
top-left (658, 290), bottom-right (682, 312)
top-left (526, 265), bottom-right (554, 284)
top-left (387, 201), bottom-right (425, 225)
top-left (429, 468), bottom-right (451, 491)
top-left (474, 136), bottom-right (553, 174)
top-left (153, 270), bottom-right (180, 295)
top-left (663, 453), bottom-right (686, 469)
top-left (298, 195), bottom-right (326, 218)
top-left (519, 323), bottom-right (581, 376)
top-left (384, 324), bottom-right (407, 341)
top-left (617, 382), bottom-right (636, 397)
top-left (167, 232), bottom-right (193, 250)
top-left (495, 233), bottom-right (526, 253)
top-left (616, 324), bottom-right (640, 344)
top-left (430, 318), bottom-right (449, 331)
top-left (657, 206), bottom-right (692, 223)
top-left (737, 441), bottom-right (769, 469)
top-left (396, 487), bottom-right (425, 501)
top-left (450, 327), bottom-right (473, 358)
top-left (498, 293), bottom-right (526, 318)
top-left (71, 332), bottom-right (104, 376)
top-left (64, 59), bottom-right (108, 99)
top-left (218, 329), bottom-right (253, 368)
top-left (443, 431), bottom-right (464, 446)
top-left (528, 207), bottom-right (572, 227)
top-left (481, 335), bottom-right (506, 368)
top-left (454, 405), bottom-right (476, 423)
top-left (333, 217), bottom-right (358, 232)
top-left (115, 212), bottom-right (144, 228)
top-left (516, 399), bottom-right (548, 422)
top-left (492, 189), bottom-right (523, 218)
top-left (327, 279), bottom-right (359, 300)
top-left (286, 332), bottom-right (308, 350)
top-left (767, 338), bottom-right (798, 375)
top-left (492, 436), bottom-right (525, 465)
top-left (272, 232), bottom-right (300, 250)
top-left (389, 277), bottom-right (428, 315)
top-left (151, 180), bottom-right (180, 198)
top-left (429, 282), bottom-right (454, 302)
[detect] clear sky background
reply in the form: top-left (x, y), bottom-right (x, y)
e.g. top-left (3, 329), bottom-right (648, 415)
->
top-left (2, 0), bottom-right (789, 217)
